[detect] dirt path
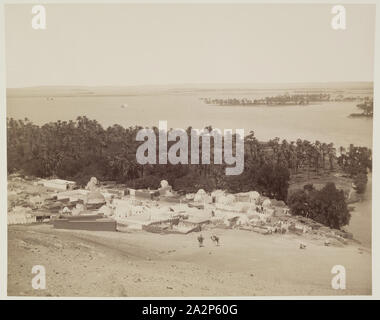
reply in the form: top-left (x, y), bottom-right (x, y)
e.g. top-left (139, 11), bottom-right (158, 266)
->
top-left (8, 224), bottom-right (371, 297)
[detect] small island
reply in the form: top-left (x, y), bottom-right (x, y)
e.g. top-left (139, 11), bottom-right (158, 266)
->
top-left (201, 93), bottom-right (331, 106)
top-left (349, 98), bottom-right (373, 118)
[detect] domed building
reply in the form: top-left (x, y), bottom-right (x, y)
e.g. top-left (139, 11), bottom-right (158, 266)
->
top-left (85, 177), bottom-right (106, 209)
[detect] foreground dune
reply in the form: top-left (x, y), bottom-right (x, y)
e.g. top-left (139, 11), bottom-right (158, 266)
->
top-left (8, 224), bottom-right (371, 297)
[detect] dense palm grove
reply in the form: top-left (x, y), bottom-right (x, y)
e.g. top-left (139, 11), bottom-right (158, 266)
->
top-left (7, 116), bottom-right (372, 228)
top-left (287, 183), bottom-right (351, 229)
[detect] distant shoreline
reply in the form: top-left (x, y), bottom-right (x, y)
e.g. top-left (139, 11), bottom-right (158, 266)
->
top-left (349, 113), bottom-right (373, 119)
top-left (6, 82), bottom-right (374, 98)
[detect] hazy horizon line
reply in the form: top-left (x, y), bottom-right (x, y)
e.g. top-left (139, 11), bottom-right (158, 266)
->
top-left (6, 80), bottom-right (374, 90)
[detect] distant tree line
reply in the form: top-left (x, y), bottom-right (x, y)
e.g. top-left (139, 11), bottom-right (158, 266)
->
top-left (7, 117), bottom-right (371, 204)
top-left (202, 93), bottom-right (331, 106)
top-left (350, 98), bottom-right (373, 118)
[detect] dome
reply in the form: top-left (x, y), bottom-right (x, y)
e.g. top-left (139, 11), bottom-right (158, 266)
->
top-left (86, 191), bottom-right (106, 204)
top-left (160, 180), bottom-right (169, 188)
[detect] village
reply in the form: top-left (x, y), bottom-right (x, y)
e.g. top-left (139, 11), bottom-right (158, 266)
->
top-left (7, 173), bottom-right (355, 249)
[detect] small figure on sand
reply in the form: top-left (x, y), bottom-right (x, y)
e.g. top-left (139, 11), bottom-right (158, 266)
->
top-left (299, 242), bottom-right (307, 249)
top-left (210, 235), bottom-right (220, 246)
top-left (197, 234), bottom-right (204, 247)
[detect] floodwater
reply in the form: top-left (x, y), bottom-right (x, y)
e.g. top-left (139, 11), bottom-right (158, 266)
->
top-left (7, 92), bottom-right (372, 149)
top-left (346, 175), bottom-right (372, 248)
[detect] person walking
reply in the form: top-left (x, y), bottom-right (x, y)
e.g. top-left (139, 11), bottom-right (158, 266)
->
top-left (197, 234), bottom-right (204, 247)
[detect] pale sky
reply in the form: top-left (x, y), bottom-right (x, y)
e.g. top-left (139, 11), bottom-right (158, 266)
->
top-left (4, 3), bottom-right (376, 88)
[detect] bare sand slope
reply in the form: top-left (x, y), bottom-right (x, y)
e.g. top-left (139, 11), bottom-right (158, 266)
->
top-left (8, 224), bottom-right (371, 297)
